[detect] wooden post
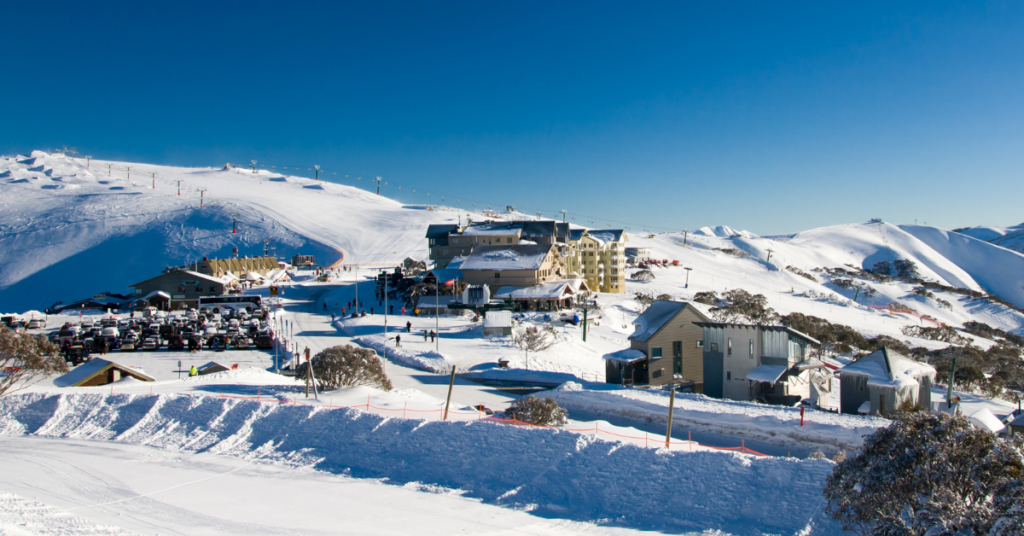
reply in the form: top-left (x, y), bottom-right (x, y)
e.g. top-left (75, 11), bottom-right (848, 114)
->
top-left (665, 388), bottom-right (676, 449)
top-left (688, 431), bottom-right (692, 452)
top-left (443, 366), bottom-right (456, 420)
top-left (800, 406), bottom-right (805, 426)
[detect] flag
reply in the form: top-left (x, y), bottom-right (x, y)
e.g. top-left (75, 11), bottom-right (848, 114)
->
top-left (444, 279), bottom-right (456, 286)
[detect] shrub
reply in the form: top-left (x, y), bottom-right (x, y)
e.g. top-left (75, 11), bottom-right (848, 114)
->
top-left (693, 291), bottom-right (719, 305)
top-left (631, 270), bottom-right (654, 282)
top-left (709, 289), bottom-right (779, 325)
top-left (505, 396), bottom-right (568, 426)
top-left (823, 411), bottom-right (1024, 535)
top-left (296, 344), bottom-right (392, 391)
top-left (900, 325), bottom-right (970, 345)
top-left (655, 293), bottom-right (674, 302)
top-left (0, 326), bottom-right (67, 397)
top-left (786, 265), bottom-right (817, 282)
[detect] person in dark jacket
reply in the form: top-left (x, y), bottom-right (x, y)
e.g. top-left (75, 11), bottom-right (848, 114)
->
top-left (395, 334), bottom-right (401, 347)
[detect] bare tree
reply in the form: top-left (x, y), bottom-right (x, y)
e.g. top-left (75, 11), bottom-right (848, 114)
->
top-left (0, 326), bottom-right (67, 397)
top-left (634, 292), bottom-right (654, 312)
top-left (513, 325), bottom-right (556, 369)
top-left (296, 344), bottom-right (392, 391)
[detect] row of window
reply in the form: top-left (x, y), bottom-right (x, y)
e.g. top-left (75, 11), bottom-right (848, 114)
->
top-left (722, 337), bottom-right (756, 358)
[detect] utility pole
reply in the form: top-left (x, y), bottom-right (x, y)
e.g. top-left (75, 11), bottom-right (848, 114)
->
top-left (314, 165), bottom-right (320, 180)
top-left (665, 388), bottom-right (676, 449)
top-left (684, 267), bottom-right (692, 288)
top-left (174, 180), bottom-right (183, 196)
top-left (196, 188), bottom-right (207, 207)
top-left (582, 307), bottom-right (588, 342)
top-left (373, 177), bottom-right (383, 195)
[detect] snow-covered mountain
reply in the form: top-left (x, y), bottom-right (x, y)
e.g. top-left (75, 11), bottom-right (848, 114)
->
top-left (954, 223), bottom-right (1024, 254)
top-left (2, 150), bottom-right (1024, 336)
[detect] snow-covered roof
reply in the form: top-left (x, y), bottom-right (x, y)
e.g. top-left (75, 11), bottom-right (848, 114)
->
top-left (630, 301), bottom-right (704, 342)
top-left (586, 230), bottom-right (624, 245)
top-left (693, 322), bottom-right (821, 346)
top-left (839, 347), bottom-right (936, 389)
top-left (493, 281), bottom-right (573, 300)
top-left (569, 229), bottom-right (587, 241)
top-left (446, 256), bottom-right (468, 270)
top-left (460, 244), bottom-right (553, 271)
top-left (54, 358), bottom-right (155, 387)
top-left (603, 349), bottom-right (647, 363)
top-left (245, 272), bottom-right (264, 281)
top-left (968, 408), bottom-right (1006, 433)
top-left (139, 290), bottom-right (170, 301)
top-left (414, 295), bottom-right (459, 308)
top-left (425, 224), bottom-right (459, 239)
top-left (746, 364), bottom-right (789, 384)
top-left (425, 268), bottom-right (462, 284)
top-left (483, 310), bottom-right (512, 328)
top-left (459, 223), bottom-right (523, 236)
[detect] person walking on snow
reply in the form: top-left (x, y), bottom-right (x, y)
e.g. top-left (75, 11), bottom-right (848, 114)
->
top-left (395, 334), bottom-right (401, 347)
top-left (430, 330), bottom-right (436, 343)
top-left (322, 302), bottom-right (327, 311)
top-left (406, 321), bottom-right (412, 333)
top-left (423, 330), bottom-right (428, 342)
top-left (331, 313), bottom-right (335, 322)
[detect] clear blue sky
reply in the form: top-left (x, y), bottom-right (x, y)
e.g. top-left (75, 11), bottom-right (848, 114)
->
top-left (2, 1), bottom-right (1022, 235)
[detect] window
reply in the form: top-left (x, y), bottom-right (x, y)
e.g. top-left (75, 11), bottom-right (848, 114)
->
top-left (507, 237), bottom-right (513, 243)
top-left (727, 338), bottom-right (732, 357)
top-left (749, 339), bottom-right (754, 358)
top-left (727, 371), bottom-right (732, 381)
top-left (650, 347), bottom-right (663, 359)
top-left (696, 340), bottom-right (704, 348)
top-left (196, 286), bottom-right (203, 292)
top-left (494, 272), bottom-right (501, 279)
top-left (710, 343), bottom-right (718, 352)
top-left (673, 341), bottom-right (683, 375)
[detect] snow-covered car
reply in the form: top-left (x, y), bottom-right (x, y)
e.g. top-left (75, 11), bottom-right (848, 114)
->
top-left (26, 318), bottom-right (46, 329)
top-left (120, 338), bottom-right (137, 352)
top-left (141, 338), bottom-right (159, 351)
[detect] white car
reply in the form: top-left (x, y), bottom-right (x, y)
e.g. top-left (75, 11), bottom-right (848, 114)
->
top-left (26, 318), bottom-right (46, 329)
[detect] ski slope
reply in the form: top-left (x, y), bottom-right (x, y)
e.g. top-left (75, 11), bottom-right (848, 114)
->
top-left (0, 151), bottom-right (471, 312)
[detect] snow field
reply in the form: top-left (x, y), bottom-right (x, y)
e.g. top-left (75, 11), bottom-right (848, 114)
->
top-left (0, 392), bottom-right (842, 535)
top-left (0, 492), bottom-right (135, 536)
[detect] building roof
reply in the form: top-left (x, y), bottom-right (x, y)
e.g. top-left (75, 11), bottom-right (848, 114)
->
top-left (555, 222), bottom-right (570, 239)
top-left (460, 222), bottom-right (523, 236)
top-left (569, 229), bottom-right (587, 241)
top-left (131, 269), bottom-right (224, 288)
top-left (424, 268), bottom-right (462, 285)
top-left (603, 349), bottom-right (647, 363)
top-left (493, 281), bottom-right (575, 300)
top-left (967, 408), bottom-right (1005, 433)
top-left (587, 230), bottom-right (625, 245)
top-left (746, 364), bottom-right (789, 383)
top-left (460, 244), bottom-right (553, 271)
top-left (53, 358), bottom-right (155, 387)
top-left (446, 256), bottom-right (468, 270)
top-left (414, 295), bottom-right (459, 309)
top-left (630, 301), bottom-right (708, 342)
top-left (692, 322), bottom-right (822, 346)
top-left (520, 220), bottom-right (557, 238)
top-left (839, 347), bottom-right (936, 388)
top-left (425, 224), bottom-right (460, 239)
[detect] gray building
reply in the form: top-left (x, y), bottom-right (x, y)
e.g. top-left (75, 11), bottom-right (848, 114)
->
top-left (838, 347), bottom-right (935, 415)
top-left (697, 322), bottom-right (830, 405)
top-left (130, 269), bottom-right (226, 310)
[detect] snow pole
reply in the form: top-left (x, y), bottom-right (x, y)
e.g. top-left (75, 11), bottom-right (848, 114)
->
top-left (665, 388), bottom-right (675, 449)
top-left (443, 366), bottom-right (456, 420)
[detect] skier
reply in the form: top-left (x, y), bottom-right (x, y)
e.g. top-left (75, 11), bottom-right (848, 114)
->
top-left (331, 313), bottom-right (335, 322)
top-left (322, 302), bottom-right (327, 311)
top-left (423, 330), bottom-right (428, 342)
top-left (370, 307), bottom-right (374, 315)
top-left (401, 306), bottom-right (406, 315)
top-left (395, 334), bottom-right (401, 347)
top-left (430, 330), bottom-right (436, 343)
top-left (406, 321), bottom-right (412, 333)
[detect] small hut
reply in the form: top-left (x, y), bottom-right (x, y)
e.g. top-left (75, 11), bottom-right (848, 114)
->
top-left (54, 358), bottom-right (155, 387)
top-left (839, 347), bottom-right (935, 416)
top-left (197, 362), bottom-right (236, 375)
top-left (483, 311), bottom-right (512, 337)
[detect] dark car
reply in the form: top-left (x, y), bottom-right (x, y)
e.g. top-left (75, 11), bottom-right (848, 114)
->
top-left (65, 343), bottom-right (91, 365)
top-left (255, 335), bottom-right (274, 350)
top-left (167, 334), bottom-right (185, 351)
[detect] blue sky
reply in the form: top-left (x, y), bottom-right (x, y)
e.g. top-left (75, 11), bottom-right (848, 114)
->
top-left (2, 1), bottom-right (1022, 234)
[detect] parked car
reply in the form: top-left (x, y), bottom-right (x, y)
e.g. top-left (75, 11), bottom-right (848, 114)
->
top-left (120, 338), bottom-right (137, 352)
top-left (167, 334), bottom-right (185, 351)
top-left (26, 318), bottom-right (46, 329)
top-left (141, 337), bottom-right (159, 351)
top-left (255, 335), bottom-right (274, 350)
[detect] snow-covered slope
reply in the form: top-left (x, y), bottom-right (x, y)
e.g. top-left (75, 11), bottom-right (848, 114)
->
top-left (954, 223), bottom-right (1024, 254)
top-left (0, 151), bottom-right (468, 311)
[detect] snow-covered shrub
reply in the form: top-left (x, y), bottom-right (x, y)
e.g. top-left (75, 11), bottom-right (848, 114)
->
top-left (296, 344), bottom-right (393, 391)
top-left (823, 411), bottom-right (1024, 535)
top-left (655, 293), bottom-right (674, 302)
top-left (870, 260), bottom-right (893, 276)
top-left (893, 259), bottom-right (920, 279)
top-left (709, 289), bottom-right (780, 325)
top-left (505, 396), bottom-right (568, 426)
top-left (786, 265), bottom-right (817, 282)
top-left (693, 291), bottom-right (718, 305)
top-left (631, 270), bottom-right (654, 282)
top-left (900, 325), bottom-right (969, 345)
top-left (808, 449), bottom-right (826, 460)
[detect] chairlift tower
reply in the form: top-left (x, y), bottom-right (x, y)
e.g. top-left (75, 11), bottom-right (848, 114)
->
top-left (229, 213), bottom-right (240, 234)
top-left (174, 180), bottom-right (183, 196)
top-left (314, 165), bottom-right (321, 180)
top-left (250, 160), bottom-right (258, 174)
top-left (561, 210), bottom-right (567, 223)
top-left (84, 155), bottom-right (92, 169)
top-left (196, 188), bottom-right (208, 207)
top-left (373, 177), bottom-right (383, 195)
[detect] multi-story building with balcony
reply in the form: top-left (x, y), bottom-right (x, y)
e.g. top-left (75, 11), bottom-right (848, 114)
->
top-left (568, 229), bottom-right (627, 293)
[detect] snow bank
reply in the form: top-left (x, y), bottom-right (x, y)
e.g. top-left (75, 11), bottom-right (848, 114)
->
top-left (546, 383), bottom-right (888, 450)
top-left (0, 393), bottom-right (840, 535)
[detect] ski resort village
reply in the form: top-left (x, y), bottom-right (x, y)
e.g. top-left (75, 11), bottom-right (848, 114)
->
top-left (4, 4), bottom-right (1024, 534)
top-left (1, 151), bottom-right (1023, 535)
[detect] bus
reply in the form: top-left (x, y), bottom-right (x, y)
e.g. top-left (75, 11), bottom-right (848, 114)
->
top-left (198, 295), bottom-right (264, 313)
